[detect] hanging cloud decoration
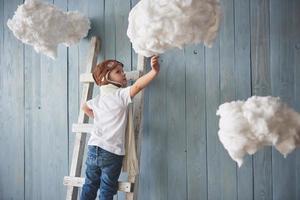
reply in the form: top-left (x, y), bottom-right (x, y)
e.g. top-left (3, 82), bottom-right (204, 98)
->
top-left (216, 96), bottom-right (300, 167)
top-left (7, 0), bottom-right (90, 59)
top-left (127, 0), bottom-right (221, 57)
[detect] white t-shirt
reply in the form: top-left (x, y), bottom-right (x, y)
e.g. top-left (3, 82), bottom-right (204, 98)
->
top-left (86, 84), bottom-right (132, 155)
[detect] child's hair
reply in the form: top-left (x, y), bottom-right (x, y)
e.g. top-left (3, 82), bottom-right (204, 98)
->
top-left (92, 59), bottom-right (124, 85)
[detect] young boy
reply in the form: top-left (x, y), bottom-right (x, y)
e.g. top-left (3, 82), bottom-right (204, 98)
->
top-left (80, 56), bottom-right (160, 200)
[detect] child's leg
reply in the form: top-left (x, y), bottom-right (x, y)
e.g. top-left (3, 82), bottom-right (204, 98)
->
top-left (80, 146), bottom-right (101, 200)
top-left (98, 148), bottom-right (124, 200)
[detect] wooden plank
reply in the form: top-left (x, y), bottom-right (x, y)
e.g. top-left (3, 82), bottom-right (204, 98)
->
top-left (129, 3), bottom-right (147, 200)
top-left (218, 0), bottom-right (237, 199)
top-left (115, 0), bottom-right (131, 66)
top-left (104, 0), bottom-right (116, 60)
top-left (24, 17), bottom-right (43, 200)
top-left (0, 5), bottom-right (3, 184)
top-left (87, 0), bottom-right (105, 64)
top-left (80, 70), bottom-right (141, 83)
top-left (234, 1), bottom-right (253, 200)
top-left (133, 61), bottom-right (151, 200)
top-left (250, 1), bottom-right (273, 200)
top-left (24, 47), bottom-right (43, 200)
top-left (0, 0), bottom-right (24, 199)
top-left (206, 24), bottom-right (221, 200)
top-left (270, 1), bottom-right (297, 200)
top-left (166, 48), bottom-right (187, 200)
top-left (0, 0), bottom-right (2, 71)
top-left (72, 123), bottom-right (94, 133)
top-left (139, 54), bottom-right (167, 200)
top-left (66, 37), bottom-right (100, 200)
top-left (0, 4), bottom-right (3, 194)
top-left (292, 1), bottom-right (300, 199)
top-left (63, 176), bottom-right (133, 193)
top-left (185, 43), bottom-right (207, 200)
top-left (290, 0), bottom-right (300, 199)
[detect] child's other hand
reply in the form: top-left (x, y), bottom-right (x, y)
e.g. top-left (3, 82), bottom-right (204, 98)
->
top-left (151, 55), bottom-right (160, 74)
top-left (82, 103), bottom-right (94, 118)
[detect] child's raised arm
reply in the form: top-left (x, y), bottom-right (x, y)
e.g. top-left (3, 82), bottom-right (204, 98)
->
top-left (130, 55), bottom-right (160, 98)
top-left (82, 103), bottom-right (94, 118)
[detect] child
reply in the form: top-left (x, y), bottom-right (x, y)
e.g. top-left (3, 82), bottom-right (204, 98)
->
top-left (80, 55), bottom-right (160, 200)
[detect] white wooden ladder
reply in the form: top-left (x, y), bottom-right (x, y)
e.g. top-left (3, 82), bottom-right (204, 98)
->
top-left (63, 36), bottom-right (145, 200)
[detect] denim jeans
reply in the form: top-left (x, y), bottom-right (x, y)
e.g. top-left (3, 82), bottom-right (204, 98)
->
top-left (80, 145), bottom-right (124, 200)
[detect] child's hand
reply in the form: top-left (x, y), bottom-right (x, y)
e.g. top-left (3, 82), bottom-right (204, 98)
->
top-left (130, 55), bottom-right (160, 98)
top-left (151, 55), bottom-right (160, 74)
top-left (82, 103), bottom-right (94, 118)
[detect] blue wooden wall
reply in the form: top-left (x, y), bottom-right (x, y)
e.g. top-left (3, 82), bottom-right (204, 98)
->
top-left (0, 0), bottom-right (300, 199)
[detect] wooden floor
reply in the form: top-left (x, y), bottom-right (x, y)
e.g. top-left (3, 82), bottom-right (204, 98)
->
top-left (0, 0), bottom-right (300, 199)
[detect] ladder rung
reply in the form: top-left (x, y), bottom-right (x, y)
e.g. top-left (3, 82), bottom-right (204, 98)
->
top-left (63, 176), bottom-right (133, 193)
top-left (72, 123), bottom-right (94, 133)
top-left (80, 70), bottom-right (142, 83)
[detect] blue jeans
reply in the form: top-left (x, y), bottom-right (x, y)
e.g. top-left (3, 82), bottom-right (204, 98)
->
top-left (80, 145), bottom-right (124, 200)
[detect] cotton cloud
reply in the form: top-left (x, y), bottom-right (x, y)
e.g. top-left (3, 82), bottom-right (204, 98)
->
top-left (7, 0), bottom-right (90, 59)
top-left (127, 0), bottom-right (221, 57)
top-left (216, 96), bottom-right (300, 167)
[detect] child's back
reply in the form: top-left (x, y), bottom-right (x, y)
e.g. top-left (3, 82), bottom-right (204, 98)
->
top-left (86, 84), bottom-right (132, 155)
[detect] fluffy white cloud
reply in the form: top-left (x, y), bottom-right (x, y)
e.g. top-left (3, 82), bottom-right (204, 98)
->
top-left (7, 0), bottom-right (90, 59)
top-left (127, 0), bottom-right (221, 57)
top-left (216, 96), bottom-right (300, 167)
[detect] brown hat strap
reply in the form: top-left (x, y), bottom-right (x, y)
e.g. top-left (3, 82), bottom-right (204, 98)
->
top-left (105, 71), bottom-right (122, 87)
